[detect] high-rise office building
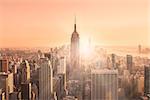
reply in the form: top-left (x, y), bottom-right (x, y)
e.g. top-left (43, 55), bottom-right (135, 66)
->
top-left (20, 60), bottom-right (30, 83)
top-left (70, 17), bottom-right (80, 76)
top-left (39, 58), bottom-right (53, 100)
top-left (126, 55), bottom-right (133, 72)
top-left (144, 65), bottom-right (150, 96)
top-left (0, 59), bottom-right (8, 73)
top-left (91, 69), bottom-right (118, 100)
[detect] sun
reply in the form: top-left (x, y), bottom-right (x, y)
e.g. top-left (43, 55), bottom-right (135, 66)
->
top-left (80, 37), bottom-right (92, 57)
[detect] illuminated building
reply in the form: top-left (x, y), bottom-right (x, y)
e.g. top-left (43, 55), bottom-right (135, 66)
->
top-left (91, 69), bottom-right (118, 100)
top-left (70, 17), bottom-right (80, 80)
top-left (39, 58), bottom-right (53, 100)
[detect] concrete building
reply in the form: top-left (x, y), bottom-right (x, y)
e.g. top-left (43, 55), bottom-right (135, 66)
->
top-left (91, 69), bottom-right (118, 100)
top-left (38, 58), bottom-right (53, 100)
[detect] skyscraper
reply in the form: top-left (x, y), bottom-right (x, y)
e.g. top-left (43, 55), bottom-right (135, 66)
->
top-left (126, 55), bottom-right (133, 72)
top-left (91, 69), bottom-right (118, 100)
top-left (20, 60), bottom-right (30, 83)
top-left (70, 17), bottom-right (80, 80)
top-left (144, 65), bottom-right (150, 97)
top-left (39, 58), bottom-right (53, 100)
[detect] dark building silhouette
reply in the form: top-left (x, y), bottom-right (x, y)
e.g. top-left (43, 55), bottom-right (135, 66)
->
top-left (21, 83), bottom-right (31, 100)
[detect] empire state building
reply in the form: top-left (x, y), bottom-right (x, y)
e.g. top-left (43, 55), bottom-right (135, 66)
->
top-left (70, 18), bottom-right (80, 79)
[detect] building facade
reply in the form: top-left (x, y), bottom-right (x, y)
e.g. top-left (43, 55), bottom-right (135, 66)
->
top-left (91, 69), bottom-right (118, 100)
top-left (39, 58), bottom-right (53, 100)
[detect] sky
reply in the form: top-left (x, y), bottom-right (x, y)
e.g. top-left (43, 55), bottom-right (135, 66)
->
top-left (0, 0), bottom-right (149, 48)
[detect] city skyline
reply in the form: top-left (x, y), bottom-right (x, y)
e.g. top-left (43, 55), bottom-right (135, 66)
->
top-left (0, 0), bottom-right (149, 48)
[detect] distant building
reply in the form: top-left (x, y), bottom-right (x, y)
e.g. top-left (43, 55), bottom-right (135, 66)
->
top-left (0, 59), bottom-right (8, 73)
top-left (126, 55), bottom-right (133, 72)
top-left (111, 54), bottom-right (116, 69)
top-left (144, 65), bottom-right (150, 96)
top-left (38, 58), bottom-right (53, 100)
top-left (20, 60), bottom-right (30, 83)
top-left (91, 69), bottom-right (118, 100)
top-left (138, 45), bottom-right (142, 54)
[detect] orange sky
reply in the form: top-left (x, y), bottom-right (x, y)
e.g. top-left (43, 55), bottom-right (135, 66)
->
top-left (0, 0), bottom-right (149, 48)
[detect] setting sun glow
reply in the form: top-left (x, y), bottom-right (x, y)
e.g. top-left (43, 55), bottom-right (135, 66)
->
top-left (80, 36), bottom-right (92, 57)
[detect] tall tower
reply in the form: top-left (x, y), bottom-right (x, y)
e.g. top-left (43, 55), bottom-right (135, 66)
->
top-left (70, 17), bottom-right (80, 79)
top-left (38, 58), bottom-right (53, 100)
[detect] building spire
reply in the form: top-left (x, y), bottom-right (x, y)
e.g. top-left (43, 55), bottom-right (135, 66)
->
top-left (74, 15), bottom-right (76, 32)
